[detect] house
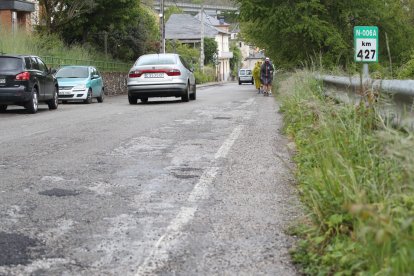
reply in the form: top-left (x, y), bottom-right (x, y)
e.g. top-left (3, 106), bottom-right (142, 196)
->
top-left (0, 0), bottom-right (35, 32)
top-left (165, 13), bottom-right (233, 81)
top-left (244, 51), bottom-right (265, 70)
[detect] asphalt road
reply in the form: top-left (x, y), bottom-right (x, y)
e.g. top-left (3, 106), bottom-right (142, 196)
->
top-left (0, 83), bottom-right (300, 275)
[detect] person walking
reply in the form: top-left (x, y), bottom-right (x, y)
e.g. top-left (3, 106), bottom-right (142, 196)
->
top-left (260, 57), bottom-right (274, 96)
top-left (253, 61), bottom-right (262, 93)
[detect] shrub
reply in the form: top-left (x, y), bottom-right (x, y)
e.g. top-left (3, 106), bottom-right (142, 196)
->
top-left (280, 71), bottom-right (414, 275)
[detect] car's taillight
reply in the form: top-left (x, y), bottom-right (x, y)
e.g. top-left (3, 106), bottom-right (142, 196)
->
top-left (129, 70), bottom-right (143, 78)
top-left (15, 71), bottom-right (30, 81)
top-left (166, 69), bottom-right (181, 76)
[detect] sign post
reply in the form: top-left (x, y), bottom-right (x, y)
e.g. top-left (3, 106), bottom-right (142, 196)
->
top-left (354, 26), bottom-right (379, 63)
top-left (354, 26), bottom-right (379, 99)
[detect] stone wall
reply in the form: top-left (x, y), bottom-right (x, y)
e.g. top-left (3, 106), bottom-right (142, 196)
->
top-left (101, 72), bottom-right (128, 96)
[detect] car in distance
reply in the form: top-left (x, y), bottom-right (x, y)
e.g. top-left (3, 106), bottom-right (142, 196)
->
top-left (238, 68), bottom-right (254, 85)
top-left (55, 66), bottom-right (104, 104)
top-left (127, 53), bottom-right (196, 104)
top-left (0, 54), bottom-right (58, 113)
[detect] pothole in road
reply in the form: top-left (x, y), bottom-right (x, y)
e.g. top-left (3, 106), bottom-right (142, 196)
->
top-left (0, 232), bottom-right (42, 266)
top-left (213, 116), bottom-right (232, 120)
top-left (170, 167), bottom-right (202, 179)
top-left (172, 173), bottom-right (199, 179)
top-left (38, 188), bottom-right (80, 197)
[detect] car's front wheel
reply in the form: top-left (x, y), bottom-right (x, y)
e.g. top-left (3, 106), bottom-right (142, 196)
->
top-left (47, 86), bottom-right (59, 110)
top-left (25, 87), bottom-right (39, 114)
top-left (84, 89), bottom-right (92, 104)
top-left (97, 88), bottom-right (104, 103)
top-left (128, 95), bottom-right (137, 104)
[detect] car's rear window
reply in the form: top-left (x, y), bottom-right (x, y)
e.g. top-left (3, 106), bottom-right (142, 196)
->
top-left (0, 57), bottom-right (22, 71)
top-left (56, 67), bottom-right (89, 78)
top-left (239, 70), bottom-right (246, 76)
top-left (136, 55), bottom-right (176, 66)
top-left (246, 70), bottom-right (252, 75)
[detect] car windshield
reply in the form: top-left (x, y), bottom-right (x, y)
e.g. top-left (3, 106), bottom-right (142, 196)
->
top-left (136, 55), bottom-right (176, 66)
top-left (0, 57), bottom-right (22, 71)
top-left (56, 67), bottom-right (89, 78)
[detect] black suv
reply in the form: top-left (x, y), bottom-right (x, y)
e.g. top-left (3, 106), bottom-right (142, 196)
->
top-left (0, 55), bottom-right (58, 113)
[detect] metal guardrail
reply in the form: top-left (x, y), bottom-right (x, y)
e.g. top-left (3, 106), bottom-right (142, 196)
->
top-left (316, 75), bottom-right (414, 131)
top-left (41, 56), bottom-right (131, 73)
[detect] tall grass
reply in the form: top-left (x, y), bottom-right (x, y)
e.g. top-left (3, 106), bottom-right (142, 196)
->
top-left (0, 29), bottom-right (102, 60)
top-left (280, 71), bottom-right (414, 275)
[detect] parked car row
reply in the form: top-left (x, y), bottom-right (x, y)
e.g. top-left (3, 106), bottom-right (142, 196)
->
top-left (0, 53), bottom-right (196, 113)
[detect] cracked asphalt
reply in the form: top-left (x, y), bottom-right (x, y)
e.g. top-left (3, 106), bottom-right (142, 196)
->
top-left (0, 82), bottom-right (301, 275)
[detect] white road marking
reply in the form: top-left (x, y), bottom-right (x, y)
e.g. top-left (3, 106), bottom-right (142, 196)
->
top-left (136, 126), bottom-right (244, 275)
top-left (215, 125), bottom-right (244, 159)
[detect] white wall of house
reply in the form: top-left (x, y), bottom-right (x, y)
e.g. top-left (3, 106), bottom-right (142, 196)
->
top-left (215, 33), bottom-right (232, 81)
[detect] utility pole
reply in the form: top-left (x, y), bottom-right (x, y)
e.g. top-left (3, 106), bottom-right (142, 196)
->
top-left (200, 4), bottom-right (205, 72)
top-left (160, 0), bottom-right (166, 53)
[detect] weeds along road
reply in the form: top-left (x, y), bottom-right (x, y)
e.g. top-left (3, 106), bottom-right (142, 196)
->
top-left (0, 83), bottom-right (300, 275)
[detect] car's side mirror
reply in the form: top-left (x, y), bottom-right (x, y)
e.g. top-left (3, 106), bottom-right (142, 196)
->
top-left (92, 74), bottom-right (99, 79)
top-left (50, 68), bottom-right (57, 75)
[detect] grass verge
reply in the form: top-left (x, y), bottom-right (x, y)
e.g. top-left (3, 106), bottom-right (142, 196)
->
top-left (0, 29), bottom-right (129, 72)
top-left (279, 71), bottom-right (414, 275)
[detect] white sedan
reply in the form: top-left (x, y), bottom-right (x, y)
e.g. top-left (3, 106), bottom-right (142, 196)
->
top-left (127, 53), bottom-right (196, 104)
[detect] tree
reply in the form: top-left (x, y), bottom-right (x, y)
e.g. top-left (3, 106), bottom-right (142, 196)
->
top-left (164, 6), bottom-right (184, 22)
top-left (230, 41), bottom-right (242, 77)
top-left (204, 38), bottom-right (218, 65)
top-left (38, 0), bottom-right (95, 32)
top-left (49, 0), bottom-right (159, 61)
top-left (236, 0), bottom-right (414, 69)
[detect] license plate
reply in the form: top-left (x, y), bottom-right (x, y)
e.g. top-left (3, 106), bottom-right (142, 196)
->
top-left (0, 78), bottom-right (5, 84)
top-left (59, 91), bottom-right (71, 95)
top-left (145, 73), bottom-right (164, 78)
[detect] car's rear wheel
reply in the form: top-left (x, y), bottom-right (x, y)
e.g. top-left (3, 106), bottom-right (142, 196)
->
top-left (0, 105), bottom-right (7, 112)
top-left (47, 86), bottom-right (59, 110)
top-left (25, 87), bottom-right (39, 114)
top-left (181, 83), bottom-right (190, 102)
top-left (190, 85), bottom-right (196, 100)
top-left (97, 88), bottom-right (104, 103)
top-left (128, 95), bottom-right (137, 104)
top-left (84, 89), bottom-right (92, 104)
top-left (140, 98), bottom-right (148, 103)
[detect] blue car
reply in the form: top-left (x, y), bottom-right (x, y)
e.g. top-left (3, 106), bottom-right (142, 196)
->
top-left (56, 66), bottom-right (104, 104)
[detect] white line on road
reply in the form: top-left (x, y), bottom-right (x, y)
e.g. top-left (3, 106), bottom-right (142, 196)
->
top-left (136, 125), bottom-right (245, 275)
top-left (215, 125), bottom-right (244, 159)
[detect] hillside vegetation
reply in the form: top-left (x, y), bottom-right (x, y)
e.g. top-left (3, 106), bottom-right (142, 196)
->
top-left (236, 0), bottom-right (414, 76)
top-left (279, 72), bottom-right (414, 275)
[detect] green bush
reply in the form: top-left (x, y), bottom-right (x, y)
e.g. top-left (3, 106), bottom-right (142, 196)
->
top-left (397, 53), bottom-right (414, 79)
top-left (195, 65), bottom-right (215, 84)
top-left (280, 71), bottom-right (414, 275)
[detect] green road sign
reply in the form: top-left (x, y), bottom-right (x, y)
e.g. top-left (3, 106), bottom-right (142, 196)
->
top-left (354, 26), bottom-right (379, 63)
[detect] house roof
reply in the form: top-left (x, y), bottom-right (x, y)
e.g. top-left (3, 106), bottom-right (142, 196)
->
top-left (194, 12), bottom-right (230, 27)
top-left (0, 0), bottom-right (35, 12)
top-left (165, 14), bottom-right (228, 41)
